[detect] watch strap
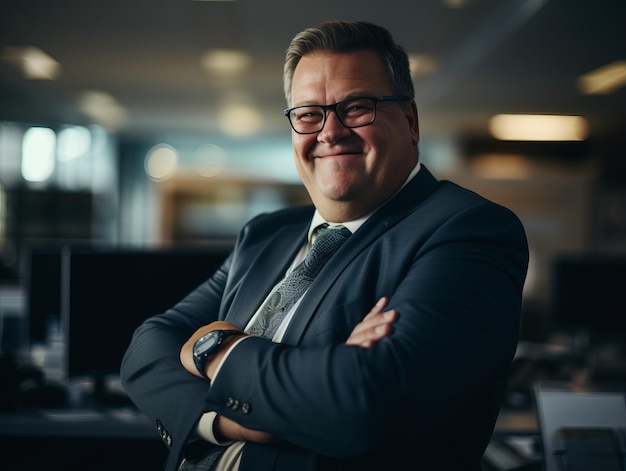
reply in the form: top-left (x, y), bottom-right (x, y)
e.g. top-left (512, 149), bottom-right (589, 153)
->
top-left (193, 329), bottom-right (241, 379)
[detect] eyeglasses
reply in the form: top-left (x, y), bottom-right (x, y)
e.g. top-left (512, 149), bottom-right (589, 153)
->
top-left (284, 95), bottom-right (411, 134)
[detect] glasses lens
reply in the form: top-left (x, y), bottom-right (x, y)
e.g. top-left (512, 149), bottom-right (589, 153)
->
top-left (337, 98), bottom-right (376, 128)
top-left (289, 106), bottom-right (325, 133)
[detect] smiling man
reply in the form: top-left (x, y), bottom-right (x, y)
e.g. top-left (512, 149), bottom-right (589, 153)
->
top-left (121, 21), bottom-right (529, 471)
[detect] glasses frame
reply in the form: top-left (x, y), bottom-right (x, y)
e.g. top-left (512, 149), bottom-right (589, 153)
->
top-left (284, 95), bottom-right (411, 134)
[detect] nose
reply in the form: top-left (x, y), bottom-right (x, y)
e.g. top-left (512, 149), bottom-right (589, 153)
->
top-left (317, 109), bottom-right (351, 143)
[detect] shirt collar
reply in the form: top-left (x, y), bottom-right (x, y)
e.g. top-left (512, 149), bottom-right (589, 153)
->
top-left (307, 161), bottom-right (421, 242)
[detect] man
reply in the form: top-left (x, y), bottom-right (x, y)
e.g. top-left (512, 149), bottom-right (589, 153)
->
top-left (121, 20), bottom-right (529, 471)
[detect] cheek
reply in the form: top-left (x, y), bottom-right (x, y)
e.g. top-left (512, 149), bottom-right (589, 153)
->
top-left (292, 135), bottom-right (317, 171)
top-left (292, 134), bottom-right (312, 159)
top-left (292, 142), bottom-right (314, 190)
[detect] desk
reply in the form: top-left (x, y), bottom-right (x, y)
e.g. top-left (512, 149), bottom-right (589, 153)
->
top-left (483, 408), bottom-right (543, 470)
top-left (1, 405), bottom-right (541, 471)
top-left (0, 407), bottom-right (166, 470)
top-left (494, 407), bottom-right (538, 437)
top-left (0, 407), bottom-right (156, 438)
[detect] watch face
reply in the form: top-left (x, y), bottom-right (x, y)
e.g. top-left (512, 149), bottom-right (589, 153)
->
top-left (194, 332), bottom-right (219, 355)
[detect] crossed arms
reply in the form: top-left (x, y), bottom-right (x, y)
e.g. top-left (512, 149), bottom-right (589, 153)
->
top-left (179, 297), bottom-right (398, 443)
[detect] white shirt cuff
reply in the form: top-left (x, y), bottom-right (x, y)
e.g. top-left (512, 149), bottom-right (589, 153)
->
top-left (195, 335), bottom-right (251, 445)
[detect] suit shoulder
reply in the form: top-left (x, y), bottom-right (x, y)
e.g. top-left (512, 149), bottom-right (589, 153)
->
top-left (420, 179), bottom-right (526, 236)
top-left (437, 179), bottom-right (515, 213)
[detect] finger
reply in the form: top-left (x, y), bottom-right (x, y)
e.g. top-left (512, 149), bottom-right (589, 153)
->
top-left (365, 297), bottom-right (388, 319)
top-left (366, 310), bottom-right (397, 342)
top-left (345, 297), bottom-right (393, 346)
top-left (352, 298), bottom-right (389, 335)
top-left (358, 321), bottom-right (394, 348)
top-left (346, 309), bottom-right (397, 347)
top-left (350, 298), bottom-right (391, 336)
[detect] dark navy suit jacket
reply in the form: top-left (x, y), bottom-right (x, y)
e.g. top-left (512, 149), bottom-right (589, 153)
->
top-left (121, 165), bottom-right (529, 470)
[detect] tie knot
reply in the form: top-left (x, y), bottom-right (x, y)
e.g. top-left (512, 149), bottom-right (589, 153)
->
top-left (306, 224), bottom-right (351, 271)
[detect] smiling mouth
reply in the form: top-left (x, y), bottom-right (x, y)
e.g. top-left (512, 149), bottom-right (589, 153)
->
top-left (315, 149), bottom-right (363, 159)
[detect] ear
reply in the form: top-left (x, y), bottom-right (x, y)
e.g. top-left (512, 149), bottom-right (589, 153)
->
top-left (405, 100), bottom-right (420, 146)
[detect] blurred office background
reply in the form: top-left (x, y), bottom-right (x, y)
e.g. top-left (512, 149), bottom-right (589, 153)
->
top-left (0, 0), bottom-right (625, 402)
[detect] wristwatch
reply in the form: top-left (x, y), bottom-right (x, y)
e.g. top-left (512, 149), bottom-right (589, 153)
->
top-left (192, 329), bottom-right (241, 379)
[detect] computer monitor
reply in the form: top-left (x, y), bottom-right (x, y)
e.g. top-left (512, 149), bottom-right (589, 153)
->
top-left (25, 248), bottom-right (63, 346)
top-left (60, 244), bottom-right (232, 398)
top-left (550, 254), bottom-right (626, 341)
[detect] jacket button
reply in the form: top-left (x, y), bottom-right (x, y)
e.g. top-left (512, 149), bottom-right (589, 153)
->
top-left (225, 396), bottom-right (240, 409)
top-left (160, 428), bottom-right (173, 447)
top-left (241, 402), bottom-right (251, 414)
top-left (156, 420), bottom-right (173, 447)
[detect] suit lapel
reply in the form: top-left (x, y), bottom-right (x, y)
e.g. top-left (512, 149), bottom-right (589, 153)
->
top-left (225, 221), bottom-right (309, 329)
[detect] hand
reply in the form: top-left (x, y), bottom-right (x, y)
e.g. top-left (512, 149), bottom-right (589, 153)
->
top-left (345, 297), bottom-right (397, 348)
top-left (180, 321), bottom-right (246, 379)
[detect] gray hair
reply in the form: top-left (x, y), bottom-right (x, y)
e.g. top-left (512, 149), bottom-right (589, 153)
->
top-left (284, 21), bottom-right (414, 106)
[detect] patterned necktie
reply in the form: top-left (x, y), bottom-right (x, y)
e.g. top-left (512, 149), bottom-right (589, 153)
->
top-left (249, 224), bottom-right (352, 339)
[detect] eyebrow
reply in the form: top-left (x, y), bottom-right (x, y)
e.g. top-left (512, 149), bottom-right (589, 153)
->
top-left (291, 93), bottom-right (383, 107)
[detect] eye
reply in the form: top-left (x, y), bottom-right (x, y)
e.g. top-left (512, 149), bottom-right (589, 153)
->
top-left (341, 99), bottom-right (374, 117)
top-left (293, 106), bottom-right (324, 122)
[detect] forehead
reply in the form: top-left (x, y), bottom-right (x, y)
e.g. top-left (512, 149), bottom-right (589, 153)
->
top-left (291, 50), bottom-right (391, 103)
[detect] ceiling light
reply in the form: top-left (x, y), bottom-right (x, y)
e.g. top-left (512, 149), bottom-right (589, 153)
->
top-left (488, 114), bottom-right (589, 141)
top-left (78, 91), bottom-right (128, 130)
top-left (145, 144), bottom-right (179, 182)
top-left (578, 60), bottom-right (626, 95)
top-left (442, 0), bottom-right (468, 8)
top-left (201, 49), bottom-right (250, 77)
top-left (4, 46), bottom-right (60, 80)
top-left (408, 54), bottom-right (439, 78)
top-left (217, 104), bottom-right (262, 137)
